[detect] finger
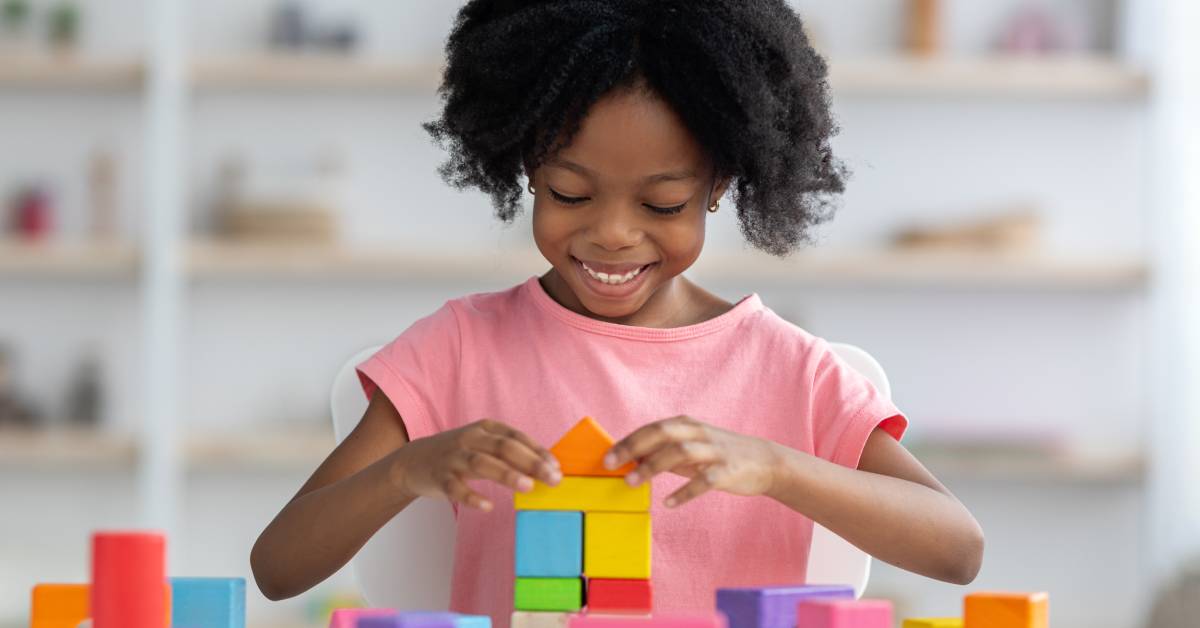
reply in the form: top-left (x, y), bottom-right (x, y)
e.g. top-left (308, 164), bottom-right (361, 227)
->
top-left (469, 431), bottom-right (561, 485)
top-left (664, 467), bottom-right (720, 508)
top-left (442, 474), bottom-right (493, 511)
top-left (453, 451), bottom-right (535, 493)
top-left (605, 417), bottom-right (703, 470)
top-left (626, 441), bottom-right (719, 486)
top-left (480, 420), bottom-right (561, 470)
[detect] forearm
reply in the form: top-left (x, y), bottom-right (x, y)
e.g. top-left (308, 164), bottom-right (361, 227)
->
top-left (767, 443), bottom-right (983, 584)
top-left (250, 450), bottom-right (416, 600)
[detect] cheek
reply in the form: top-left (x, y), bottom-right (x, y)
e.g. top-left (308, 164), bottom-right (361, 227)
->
top-left (659, 213), bottom-right (707, 265)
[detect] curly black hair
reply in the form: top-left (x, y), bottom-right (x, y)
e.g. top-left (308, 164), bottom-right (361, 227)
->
top-left (421, 0), bottom-right (846, 257)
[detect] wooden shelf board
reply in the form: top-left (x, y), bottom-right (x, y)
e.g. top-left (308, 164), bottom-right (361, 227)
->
top-left (913, 447), bottom-right (1145, 482)
top-left (191, 54), bottom-right (443, 90)
top-left (0, 55), bottom-right (144, 88)
top-left (184, 427), bottom-right (334, 471)
top-left (829, 54), bottom-right (1150, 98)
top-left (0, 239), bottom-right (139, 278)
top-left (0, 427), bottom-right (138, 469)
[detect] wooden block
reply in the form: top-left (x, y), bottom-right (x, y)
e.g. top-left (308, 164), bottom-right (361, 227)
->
top-left (796, 599), bottom-right (893, 628)
top-left (550, 416), bottom-right (634, 477)
top-left (91, 532), bottom-right (168, 628)
top-left (170, 577), bottom-right (245, 628)
top-left (584, 513), bottom-right (650, 579)
top-left (904, 619), bottom-right (963, 628)
top-left (964, 592), bottom-right (1048, 628)
top-left (514, 477), bottom-right (649, 513)
top-left (514, 578), bottom-right (584, 612)
top-left (587, 579), bottom-right (652, 613)
top-left (716, 585), bottom-right (855, 628)
top-left (569, 613), bottom-right (726, 628)
top-left (357, 613), bottom-right (491, 628)
top-left (31, 584), bottom-right (90, 628)
top-left (511, 612), bottom-right (572, 628)
top-left (516, 511), bottom-right (583, 577)
top-left (328, 608), bottom-right (396, 628)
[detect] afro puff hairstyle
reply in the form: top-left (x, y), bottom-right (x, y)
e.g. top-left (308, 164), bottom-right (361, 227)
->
top-left (421, 0), bottom-right (846, 256)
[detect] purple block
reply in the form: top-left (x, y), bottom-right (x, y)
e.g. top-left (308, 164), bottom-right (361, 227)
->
top-left (716, 585), bottom-right (855, 628)
top-left (360, 612), bottom-right (460, 628)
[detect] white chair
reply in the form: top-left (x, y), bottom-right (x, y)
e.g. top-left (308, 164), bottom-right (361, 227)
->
top-left (330, 342), bottom-right (891, 609)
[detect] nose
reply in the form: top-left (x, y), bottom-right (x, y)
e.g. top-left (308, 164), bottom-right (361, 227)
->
top-left (586, 203), bottom-right (644, 251)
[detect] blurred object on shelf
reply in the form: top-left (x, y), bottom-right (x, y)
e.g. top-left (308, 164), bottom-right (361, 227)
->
top-left (892, 206), bottom-right (1040, 252)
top-left (906, 0), bottom-right (940, 56)
top-left (997, 5), bottom-right (1085, 54)
top-left (7, 183), bottom-right (55, 240)
top-left (65, 348), bottom-right (102, 428)
top-left (46, 1), bottom-right (79, 51)
top-left (88, 148), bottom-right (118, 239)
top-left (0, 342), bottom-right (42, 428)
top-left (1147, 558), bottom-right (1200, 628)
top-left (0, 0), bottom-right (32, 52)
top-left (213, 147), bottom-right (346, 243)
top-left (267, 1), bottom-right (360, 54)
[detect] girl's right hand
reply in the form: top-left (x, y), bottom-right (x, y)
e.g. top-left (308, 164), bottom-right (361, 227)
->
top-left (392, 419), bottom-right (562, 511)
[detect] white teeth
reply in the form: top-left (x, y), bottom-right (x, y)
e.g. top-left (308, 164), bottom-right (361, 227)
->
top-left (581, 261), bottom-right (646, 285)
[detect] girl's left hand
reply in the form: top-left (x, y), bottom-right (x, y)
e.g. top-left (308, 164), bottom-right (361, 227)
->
top-left (603, 415), bottom-right (784, 508)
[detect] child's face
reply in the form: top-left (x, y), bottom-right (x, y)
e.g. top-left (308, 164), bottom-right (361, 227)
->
top-left (530, 88), bottom-right (729, 322)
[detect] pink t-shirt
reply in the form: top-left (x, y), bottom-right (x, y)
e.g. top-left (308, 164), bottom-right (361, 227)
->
top-left (356, 276), bottom-right (906, 627)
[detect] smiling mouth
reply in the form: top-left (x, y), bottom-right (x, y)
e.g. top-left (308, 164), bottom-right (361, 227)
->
top-left (571, 256), bottom-right (657, 285)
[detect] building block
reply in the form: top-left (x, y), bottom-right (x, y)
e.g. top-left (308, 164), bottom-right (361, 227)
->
top-left (514, 477), bottom-right (650, 512)
top-left (964, 592), bottom-right (1048, 628)
top-left (91, 531), bottom-right (168, 628)
top-left (904, 619), bottom-right (963, 628)
top-left (549, 416), bottom-right (635, 477)
top-left (169, 577), bottom-right (245, 628)
top-left (587, 579), bottom-right (653, 613)
top-left (511, 612), bottom-right (572, 628)
top-left (716, 585), bottom-right (855, 628)
top-left (584, 513), bottom-right (651, 579)
top-left (514, 578), bottom-right (584, 612)
top-left (568, 613), bottom-right (727, 628)
top-left (515, 511), bottom-right (583, 577)
top-left (328, 608), bottom-right (396, 628)
top-left (454, 614), bottom-right (493, 628)
top-left (356, 613), bottom-right (492, 628)
top-left (31, 584), bottom-right (90, 628)
top-left (796, 598), bottom-right (893, 628)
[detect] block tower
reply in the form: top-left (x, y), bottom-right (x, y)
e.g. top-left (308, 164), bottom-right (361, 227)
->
top-left (512, 417), bottom-right (652, 628)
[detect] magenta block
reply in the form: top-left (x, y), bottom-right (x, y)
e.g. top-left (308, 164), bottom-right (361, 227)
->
top-left (568, 614), bottom-right (727, 628)
top-left (328, 608), bottom-right (396, 628)
top-left (796, 599), bottom-right (892, 628)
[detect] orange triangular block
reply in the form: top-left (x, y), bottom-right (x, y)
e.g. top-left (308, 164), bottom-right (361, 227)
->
top-left (550, 416), bottom-right (635, 476)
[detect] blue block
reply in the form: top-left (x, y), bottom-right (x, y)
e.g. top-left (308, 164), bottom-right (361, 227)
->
top-left (515, 511), bottom-right (582, 577)
top-left (169, 577), bottom-right (245, 628)
top-left (359, 612), bottom-right (490, 628)
top-left (716, 585), bottom-right (854, 628)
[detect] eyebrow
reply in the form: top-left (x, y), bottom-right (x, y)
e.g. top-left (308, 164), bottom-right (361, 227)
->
top-left (546, 157), bottom-right (697, 183)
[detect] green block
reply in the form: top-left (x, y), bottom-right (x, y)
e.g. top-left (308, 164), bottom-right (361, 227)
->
top-left (513, 577), bottom-right (583, 612)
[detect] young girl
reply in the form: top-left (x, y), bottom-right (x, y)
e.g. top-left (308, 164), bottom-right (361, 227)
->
top-left (251, 0), bottom-right (984, 623)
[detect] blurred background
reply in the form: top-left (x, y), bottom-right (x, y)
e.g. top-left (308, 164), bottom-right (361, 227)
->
top-left (2, 0), bottom-right (1199, 627)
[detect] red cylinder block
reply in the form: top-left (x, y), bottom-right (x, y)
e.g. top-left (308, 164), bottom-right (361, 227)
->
top-left (91, 531), bottom-right (168, 628)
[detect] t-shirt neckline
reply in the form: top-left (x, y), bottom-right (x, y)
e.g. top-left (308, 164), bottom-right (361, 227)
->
top-left (522, 275), bottom-right (762, 342)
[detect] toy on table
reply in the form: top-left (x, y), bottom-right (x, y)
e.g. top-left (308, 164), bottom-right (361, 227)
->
top-left (715, 585), bottom-right (854, 628)
top-left (28, 530), bottom-right (246, 628)
top-left (512, 416), bottom-right (652, 627)
top-left (796, 598), bottom-right (892, 628)
top-left (903, 619), bottom-right (962, 628)
top-left (963, 592), bottom-right (1048, 628)
top-left (354, 611), bottom-right (491, 628)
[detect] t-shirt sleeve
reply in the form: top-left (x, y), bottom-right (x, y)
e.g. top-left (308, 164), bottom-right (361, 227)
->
top-left (355, 301), bottom-right (462, 442)
top-left (809, 339), bottom-right (908, 469)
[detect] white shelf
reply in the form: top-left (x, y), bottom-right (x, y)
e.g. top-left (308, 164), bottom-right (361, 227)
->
top-left (0, 239), bottom-right (139, 279)
top-left (0, 55), bottom-right (144, 88)
top-left (185, 239), bottom-right (1149, 290)
top-left (829, 54), bottom-right (1150, 99)
top-left (191, 54), bottom-right (443, 90)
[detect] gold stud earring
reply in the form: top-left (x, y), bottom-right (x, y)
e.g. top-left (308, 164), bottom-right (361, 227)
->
top-left (707, 201), bottom-right (720, 213)
top-left (528, 183), bottom-right (536, 195)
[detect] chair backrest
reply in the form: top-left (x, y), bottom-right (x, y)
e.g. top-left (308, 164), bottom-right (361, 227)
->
top-left (329, 342), bottom-right (890, 607)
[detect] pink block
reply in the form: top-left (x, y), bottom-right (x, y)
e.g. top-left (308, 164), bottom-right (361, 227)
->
top-left (329, 608), bottom-right (397, 628)
top-left (796, 599), bottom-right (892, 628)
top-left (569, 613), bottom-right (727, 628)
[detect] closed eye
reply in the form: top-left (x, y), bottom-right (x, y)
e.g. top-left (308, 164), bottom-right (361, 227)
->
top-left (547, 187), bottom-right (687, 215)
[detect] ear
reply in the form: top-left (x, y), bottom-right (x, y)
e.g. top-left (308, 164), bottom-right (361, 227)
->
top-left (711, 175), bottom-right (733, 203)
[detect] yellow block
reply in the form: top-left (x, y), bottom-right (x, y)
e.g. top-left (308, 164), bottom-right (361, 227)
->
top-left (584, 512), bottom-right (651, 578)
top-left (31, 584), bottom-right (89, 628)
top-left (514, 476), bottom-right (649, 512)
top-left (964, 592), bottom-right (1048, 628)
top-left (905, 619), bottom-right (963, 628)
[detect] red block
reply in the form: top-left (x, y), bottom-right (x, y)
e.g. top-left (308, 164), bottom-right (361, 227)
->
top-left (587, 579), bottom-right (653, 613)
top-left (91, 531), bottom-right (168, 628)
